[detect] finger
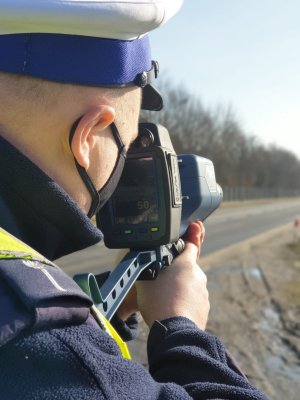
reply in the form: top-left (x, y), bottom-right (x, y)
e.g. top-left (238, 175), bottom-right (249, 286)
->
top-left (183, 222), bottom-right (204, 260)
top-left (194, 220), bottom-right (205, 244)
top-left (183, 240), bottom-right (199, 260)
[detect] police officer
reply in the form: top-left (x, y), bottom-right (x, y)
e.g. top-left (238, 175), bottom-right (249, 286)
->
top-left (0, 1), bottom-right (267, 399)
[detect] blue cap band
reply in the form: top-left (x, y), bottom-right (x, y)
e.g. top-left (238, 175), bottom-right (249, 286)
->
top-left (0, 33), bottom-right (152, 86)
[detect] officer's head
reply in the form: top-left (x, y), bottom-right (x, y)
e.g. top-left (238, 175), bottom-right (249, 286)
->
top-left (0, 0), bottom-right (182, 217)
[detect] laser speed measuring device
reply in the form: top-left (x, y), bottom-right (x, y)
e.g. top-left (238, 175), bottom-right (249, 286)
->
top-left (75, 123), bottom-right (222, 320)
top-left (97, 123), bottom-right (223, 250)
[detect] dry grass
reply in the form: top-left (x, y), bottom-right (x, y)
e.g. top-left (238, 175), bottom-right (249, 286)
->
top-left (287, 238), bottom-right (300, 256)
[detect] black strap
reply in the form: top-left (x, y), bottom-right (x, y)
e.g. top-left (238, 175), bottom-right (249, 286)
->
top-left (69, 117), bottom-right (126, 218)
top-left (69, 117), bottom-right (100, 218)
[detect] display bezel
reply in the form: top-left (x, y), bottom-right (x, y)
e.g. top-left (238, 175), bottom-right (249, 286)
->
top-left (111, 155), bottom-right (161, 226)
top-left (98, 147), bottom-right (172, 249)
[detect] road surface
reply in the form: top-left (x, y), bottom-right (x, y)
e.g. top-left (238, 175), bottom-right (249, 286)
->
top-left (57, 198), bottom-right (300, 276)
top-left (202, 198), bottom-right (300, 256)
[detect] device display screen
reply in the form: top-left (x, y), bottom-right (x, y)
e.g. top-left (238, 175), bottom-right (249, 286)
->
top-left (112, 156), bottom-right (159, 225)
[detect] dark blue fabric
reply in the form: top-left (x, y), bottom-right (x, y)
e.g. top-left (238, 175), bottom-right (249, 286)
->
top-left (0, 315), bottom-right (268, 399)
top-left (0, 257), bottom-right (93, 338)
top-left (0, 33), bottom-right (151, 86)
top-left (0, 136), bottom-right (102, 260)
top-left (0, 323), bottom-right (188, 400)
top-left (111, 313), bottom-right (139, 342)
top-left (148, 318), bottom-right (267, 399)
top-left (0, 258), bottom-right (92, 309)
top-left (0, 280), bottom-right (32, 347)
top-left (0, 265), bottom-right (92, 347)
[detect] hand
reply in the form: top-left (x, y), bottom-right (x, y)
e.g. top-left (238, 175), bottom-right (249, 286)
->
top-left (136, 221), bottom-right (209, 329)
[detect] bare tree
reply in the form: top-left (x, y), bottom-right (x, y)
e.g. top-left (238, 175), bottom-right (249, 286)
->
top-left (140, 79), bottom-right (300, 191)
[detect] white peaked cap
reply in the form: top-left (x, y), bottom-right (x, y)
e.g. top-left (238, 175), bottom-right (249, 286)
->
top-left (0, 0), bottom-right (184, 111)
top-left (0, 0), bottom-right (183, 40)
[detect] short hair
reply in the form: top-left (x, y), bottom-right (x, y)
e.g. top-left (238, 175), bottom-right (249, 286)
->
top-left (0, 71), bottom-right (141, 134)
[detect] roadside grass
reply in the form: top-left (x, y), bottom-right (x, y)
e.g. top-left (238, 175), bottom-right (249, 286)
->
top-left (286, 238), bottom-right (300, 302)
top-left (287, 238), bottom-right (300, 256)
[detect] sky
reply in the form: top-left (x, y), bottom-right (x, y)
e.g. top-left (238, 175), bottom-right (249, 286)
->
top-left (150, 0), bottom-right (300, 158)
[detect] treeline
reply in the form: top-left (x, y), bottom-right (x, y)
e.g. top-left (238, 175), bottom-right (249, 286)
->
top-left (141, 80), bottom-right (300, 190)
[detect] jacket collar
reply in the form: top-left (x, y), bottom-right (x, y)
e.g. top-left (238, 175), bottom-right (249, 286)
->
top-left (0, 136), bottom-right (102, 260)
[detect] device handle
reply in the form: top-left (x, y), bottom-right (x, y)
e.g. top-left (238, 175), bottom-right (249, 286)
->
top-left (73, 240), bottom-right (185, 320)
top-left (74, 249), bottom-right (161, 320)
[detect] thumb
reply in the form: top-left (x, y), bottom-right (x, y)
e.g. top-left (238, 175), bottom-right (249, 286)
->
top-left (182, 221), bottom-right (205, 260)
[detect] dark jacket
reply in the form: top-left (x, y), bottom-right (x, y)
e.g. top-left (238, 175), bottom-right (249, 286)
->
top-left (0, 136), bottom-right (267, 399)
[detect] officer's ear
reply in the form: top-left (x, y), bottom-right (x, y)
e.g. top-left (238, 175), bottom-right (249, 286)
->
top-left (71, 106), bottom-right (115, 170)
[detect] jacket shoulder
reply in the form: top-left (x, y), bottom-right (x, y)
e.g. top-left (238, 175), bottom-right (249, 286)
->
top-left (0, 256), bottom-right (93, 347)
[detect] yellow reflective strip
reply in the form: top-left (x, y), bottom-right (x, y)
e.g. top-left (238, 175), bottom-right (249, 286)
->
top-left (0, 228), bottom-right (43, 260)
top-left (91, 305), bottom-right (131, 360)
top-left (0, 252), bottom-right (34, 260)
